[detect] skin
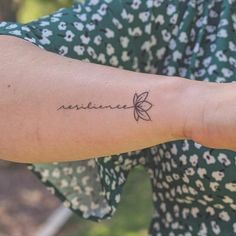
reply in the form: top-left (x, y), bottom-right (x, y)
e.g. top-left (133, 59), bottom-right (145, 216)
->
top-left (0, 36), bottom-right (235, 164)
top-left (185, 81), bottom-right (236, 151)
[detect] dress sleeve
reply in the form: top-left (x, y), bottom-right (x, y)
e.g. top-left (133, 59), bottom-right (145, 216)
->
top-left (0, 20), bottom-right (45, 49)
top-left (0, 0), bottom-right (152, 221)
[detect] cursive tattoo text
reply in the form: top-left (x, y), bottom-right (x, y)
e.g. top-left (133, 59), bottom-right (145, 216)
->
top-left (57, 91), bottom-right (153, 122)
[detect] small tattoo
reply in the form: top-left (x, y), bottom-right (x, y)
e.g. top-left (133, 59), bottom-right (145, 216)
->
top-left (57, 91), bottom-right (153, 122)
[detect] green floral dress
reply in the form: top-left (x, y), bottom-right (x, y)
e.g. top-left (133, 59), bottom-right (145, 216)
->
top-left (1, 0), bottom-right (236, 235)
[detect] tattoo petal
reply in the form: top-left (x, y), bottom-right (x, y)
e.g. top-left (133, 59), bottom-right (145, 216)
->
top-left (137, 109), bottom-right (152, 121)
top-left (134, 109), bottom-right (139, 121)
top-left (133, 92), bottom-right (138, 105)
top-left (136, 91), bottom-right (148, 103)
top-left (136, 101), bottom-right (152, 111)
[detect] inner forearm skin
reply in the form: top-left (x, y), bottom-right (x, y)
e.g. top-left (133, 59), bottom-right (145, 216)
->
top-left (0, 36), bottom-right (190, 163)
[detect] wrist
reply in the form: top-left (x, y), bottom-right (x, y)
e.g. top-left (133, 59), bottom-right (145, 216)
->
top-left (189, 81), bottom-right (236, 150)
top-left (177, 78), bottom-right (217, 142)
top-left (166, 76), bottom-right (196, 140)
top-left (150, 75), bottom-right (192, 141)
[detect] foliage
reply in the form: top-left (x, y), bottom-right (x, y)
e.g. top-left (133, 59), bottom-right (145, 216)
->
top-left (17, 0), bottom-right (74, 23)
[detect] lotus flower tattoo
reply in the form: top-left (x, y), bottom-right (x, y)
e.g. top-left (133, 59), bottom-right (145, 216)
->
top-left (132, 91), bottom-right (153, 121)
top-left (57, 91), bottom-right (153, 122)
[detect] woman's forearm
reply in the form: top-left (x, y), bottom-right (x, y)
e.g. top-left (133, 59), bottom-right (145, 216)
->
top-left (0, 36), bottom-right (191, 163)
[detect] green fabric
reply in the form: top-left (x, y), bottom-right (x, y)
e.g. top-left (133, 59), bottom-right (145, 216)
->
top-left (1, 0), bottom-right (236, 235)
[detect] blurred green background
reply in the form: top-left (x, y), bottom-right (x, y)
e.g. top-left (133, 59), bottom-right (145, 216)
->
top-left (18, 0), bottom-right (74, 23)
top-left (0, 0), bottom-right (79, 23)
top-left (0, 1), bottom-right (154, 235)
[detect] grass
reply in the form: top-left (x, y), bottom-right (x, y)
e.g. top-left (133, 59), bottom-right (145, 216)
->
top-left (57, 166), bottom-right (154, 236)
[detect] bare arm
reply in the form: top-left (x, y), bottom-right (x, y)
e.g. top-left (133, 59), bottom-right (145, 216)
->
top-left (0, 36), bottom-right (194, 163)
top-left (2, 35), bottom-right (236, 164)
